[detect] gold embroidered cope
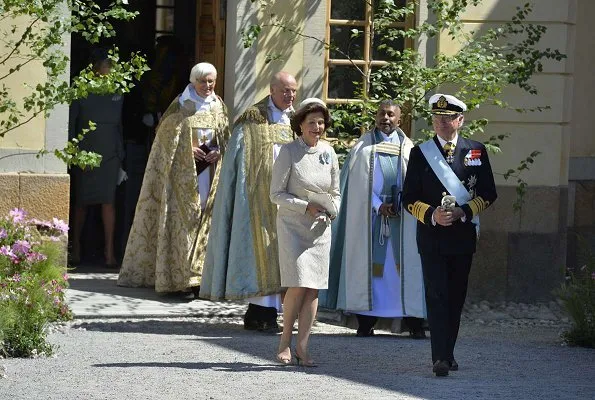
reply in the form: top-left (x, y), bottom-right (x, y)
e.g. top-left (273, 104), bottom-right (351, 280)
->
top-left (242, 99), bottom-right (294, 295)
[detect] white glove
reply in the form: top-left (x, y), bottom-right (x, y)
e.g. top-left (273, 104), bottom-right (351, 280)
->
top-left (310, 212), bottom-right (330, 229)
top-left (142, 113), bottom-right (155, 127)
top-left (117, 168), bottom-right (128, 185)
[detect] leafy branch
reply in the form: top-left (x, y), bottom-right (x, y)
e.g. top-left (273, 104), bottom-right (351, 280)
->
top-left (243, 1), bottom-right (564, 213)
top-left (497, 150), bottom-right (542, 215)
top-left (0, 0), bottom-right (149, 168)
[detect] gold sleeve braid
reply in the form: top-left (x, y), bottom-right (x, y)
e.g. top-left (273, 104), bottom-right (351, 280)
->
top-left (467, 196), bottom-right (490, 217)
top-left (408, 201), bottom-right (431, 223)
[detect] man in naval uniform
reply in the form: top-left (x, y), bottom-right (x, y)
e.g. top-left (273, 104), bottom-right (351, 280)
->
top-left (321, 100), bottom-right (426, 338)
top-left (402, 94), bottom-right (497, 376)
top-left (199, 71), bottom-right (297, 332)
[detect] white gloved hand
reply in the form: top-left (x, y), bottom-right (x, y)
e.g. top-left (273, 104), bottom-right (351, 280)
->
top-left (310, 212), bottom-right (330, 229)
top-left (117, 168), bottom-right (128, 185)
top-left (142, 113), bottom-right (155, 127)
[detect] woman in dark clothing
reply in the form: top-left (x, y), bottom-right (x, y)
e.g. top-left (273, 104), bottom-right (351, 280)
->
top-left (69, 49), bottom-right (124, 267)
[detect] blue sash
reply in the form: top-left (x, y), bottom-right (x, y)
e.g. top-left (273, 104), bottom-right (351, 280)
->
top-left (419, 139), bottom-right (480, 233)
top-left (371, 130), bottom-right (403, 276)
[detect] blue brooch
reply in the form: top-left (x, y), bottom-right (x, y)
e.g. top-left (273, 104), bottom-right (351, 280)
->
top-left (319, 151), bottom-right (330, 165)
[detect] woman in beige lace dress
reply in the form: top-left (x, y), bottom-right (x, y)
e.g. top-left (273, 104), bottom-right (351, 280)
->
top-left (270, 98), bottom-right (341, 366)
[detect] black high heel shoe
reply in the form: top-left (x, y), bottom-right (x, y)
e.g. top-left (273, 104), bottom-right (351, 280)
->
top-left (294, 348), bottom-right (317, 367)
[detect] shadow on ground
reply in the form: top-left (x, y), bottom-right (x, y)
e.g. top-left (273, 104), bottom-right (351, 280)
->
top-left (78, 318), bottom-right (594, 399)
top-left (63, 271), bottom-right (593, 399)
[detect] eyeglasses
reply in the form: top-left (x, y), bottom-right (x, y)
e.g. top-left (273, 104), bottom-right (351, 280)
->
top-left (432, 114), bottom-right (461, 121)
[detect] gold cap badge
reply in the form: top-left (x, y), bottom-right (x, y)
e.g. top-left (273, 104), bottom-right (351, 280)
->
top-left (436, 96), bottom-right (448, 109)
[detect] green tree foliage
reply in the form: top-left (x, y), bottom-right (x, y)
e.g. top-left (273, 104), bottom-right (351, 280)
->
top-left (243, 0), bottom-right (565, 212)
top-left (0, 0), bottom-right (149, 168)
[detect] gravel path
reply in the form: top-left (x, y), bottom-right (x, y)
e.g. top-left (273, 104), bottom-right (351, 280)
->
top-left (1, 272), bottom-right (593, 399)
top-left (1, 314), bottom-right (593, 400)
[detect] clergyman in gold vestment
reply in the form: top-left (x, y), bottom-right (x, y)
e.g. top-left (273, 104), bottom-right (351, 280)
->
top-left (118, 62), bottom-right (230, 294)
top-left (200, 72), bottom-right (298, 331)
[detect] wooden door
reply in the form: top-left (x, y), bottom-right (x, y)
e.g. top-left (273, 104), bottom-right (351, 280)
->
top-left (195, 0), bottom-right (227, 98)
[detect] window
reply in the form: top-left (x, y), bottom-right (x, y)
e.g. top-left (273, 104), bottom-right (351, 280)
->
top-left (155, 0), bottom-right (175, 39)
top-left (324, 0), bottom-right (414, 105)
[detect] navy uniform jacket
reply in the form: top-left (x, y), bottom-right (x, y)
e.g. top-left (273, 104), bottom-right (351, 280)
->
top-left (402, 136), bottom-right (497, 255)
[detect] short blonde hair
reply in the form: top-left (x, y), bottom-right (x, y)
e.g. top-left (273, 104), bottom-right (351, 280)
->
top-left (189, 62), bottom-right (217, 84)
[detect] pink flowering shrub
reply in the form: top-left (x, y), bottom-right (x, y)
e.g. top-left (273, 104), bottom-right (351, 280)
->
top-left (0, 208), bottom-right (71, 357)
top-left (556, 241), bottom-right (595, 348)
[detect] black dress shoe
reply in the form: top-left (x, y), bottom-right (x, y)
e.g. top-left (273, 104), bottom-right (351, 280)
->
top-left (403, 317), bottom-right (426, 339)
top-left (244, 319), bottom-right (259, 330)
top-left (356, 328), bottom-right (375, 337)
top-left (257, 305), bottom-right (280, 333)
top-left (243, 310), bottom-right (259, 330)
top-left (257, 320), bottom-right (280, 333)
top-left (161, 291), bottom-right (194, 301)
top-left (449, 359), bottom-right (458, 371)
top-left (432, 360), bottom-right (450, 377)
top-left (408, 328), bottom-right (426, 339)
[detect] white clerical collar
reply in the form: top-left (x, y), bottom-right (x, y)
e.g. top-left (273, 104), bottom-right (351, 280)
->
top-left (267, 97), bottom-right (293, 114)
top-left (436, 133), bottom-right (459, 147)
top-left (179, 84), bottom-right (217, 108)
top-left (267, 97), bottom-right (293, 125)
top-left (376, 129), bottom-right (400, 141)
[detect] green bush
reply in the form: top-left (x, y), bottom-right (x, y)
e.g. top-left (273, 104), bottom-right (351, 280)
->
top-left (0, 209), bottom-right (71, 358)
top-left (556, 244), bottom-right (595, 348)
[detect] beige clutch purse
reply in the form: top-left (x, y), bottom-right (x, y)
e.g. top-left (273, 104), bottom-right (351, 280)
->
top-left (307, 192), bottom-right (338, 219)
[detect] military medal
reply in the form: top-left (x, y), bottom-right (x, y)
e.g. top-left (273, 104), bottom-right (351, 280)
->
top-left (467, 174), bottom-right (477, 198)
top-left (443, 142), bottom-right (455, 164)
top-left (464, 149), bottom-right (482, 166)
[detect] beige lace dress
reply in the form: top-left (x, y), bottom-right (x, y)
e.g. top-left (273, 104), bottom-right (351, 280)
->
top-left (269, 137), bottom-right (341, 289)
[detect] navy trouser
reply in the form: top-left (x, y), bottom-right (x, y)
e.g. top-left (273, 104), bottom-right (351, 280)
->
top-left (420, 253), bottom-right (473, 363)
